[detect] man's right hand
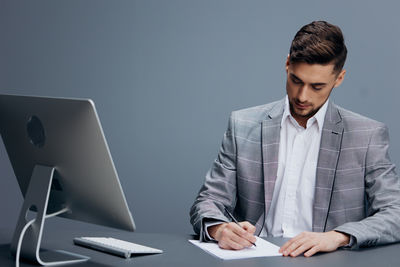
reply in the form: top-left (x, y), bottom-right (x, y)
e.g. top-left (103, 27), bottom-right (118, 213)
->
top-left (208, 221), bottom-right (257, 250)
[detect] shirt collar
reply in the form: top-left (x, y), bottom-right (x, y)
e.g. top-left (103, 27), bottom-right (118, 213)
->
top-left (281, 95), bottom-right (329, 130)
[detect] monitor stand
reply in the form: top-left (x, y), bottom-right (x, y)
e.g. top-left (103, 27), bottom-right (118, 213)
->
top-left (10, 165), bottom-right (89, 266)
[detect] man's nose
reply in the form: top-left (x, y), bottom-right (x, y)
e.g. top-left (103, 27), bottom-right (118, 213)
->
top-left (297, 85), bottom-right (309, 103)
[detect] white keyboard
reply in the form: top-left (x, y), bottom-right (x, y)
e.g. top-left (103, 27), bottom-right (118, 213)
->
top-left (73, 237), bottom-right (163, 258)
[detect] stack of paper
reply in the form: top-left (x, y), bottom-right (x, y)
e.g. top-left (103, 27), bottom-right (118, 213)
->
top-left (189, 237), bottom-right (282, 260)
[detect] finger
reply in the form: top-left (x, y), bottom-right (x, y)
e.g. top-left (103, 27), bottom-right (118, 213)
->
top-left (279, 232), bottom-right (308, 253)
top-left (220, 224), bottom-right (253, 249)
top-left (280, 235), bottom-right (302, 253)
top-left (281, 237), bottom-right (308, 256)
top-left (239, 221), bottom-right (256, 234)
top-left (239, 222), bottom-right (257, 243)
top-left (218, 238), bottom-right (246, 250)
top-left (279, 240), bottom-right (291, 253)
top-left (228, 229), bottom-right (254, 248)
top-left (229, 223), bottom-right (256, 245)
top-left (304, 245), bottom-right (320, 257)
top-left (290, 241), bottom-right (315, 257)
top-left (227, 222), bottom-right (247, 235)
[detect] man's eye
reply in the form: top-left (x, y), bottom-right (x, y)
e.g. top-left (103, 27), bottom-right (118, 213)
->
top-left (292, 78), bottom-right (302, 84)
top-left (312, 86), bottom-right (323, 90)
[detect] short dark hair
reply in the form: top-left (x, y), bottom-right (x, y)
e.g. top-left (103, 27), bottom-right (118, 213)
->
top-left (289, 21), bottom-right (347, 73)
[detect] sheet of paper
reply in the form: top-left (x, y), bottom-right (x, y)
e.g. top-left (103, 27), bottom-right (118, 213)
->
top-left (189, 236), bottom-right (282, 260)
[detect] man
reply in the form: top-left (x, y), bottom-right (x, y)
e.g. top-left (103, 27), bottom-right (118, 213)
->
top-left (190, 21), bottom-right (400, 257)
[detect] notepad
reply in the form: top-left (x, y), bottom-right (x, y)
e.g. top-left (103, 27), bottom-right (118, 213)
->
top-left (189, 236), bottom-right (282, 260)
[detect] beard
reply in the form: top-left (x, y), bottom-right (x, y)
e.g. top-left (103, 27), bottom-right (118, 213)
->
top-left (289, 99), bottom-right (319, 120)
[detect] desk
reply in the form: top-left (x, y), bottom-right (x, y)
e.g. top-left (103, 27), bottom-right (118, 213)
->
top-left (1, 227), bottom-right (399, 267)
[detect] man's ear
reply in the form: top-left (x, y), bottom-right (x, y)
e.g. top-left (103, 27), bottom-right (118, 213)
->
top-left (334, 69), bottom-right (346, 88)
top-left (285, 54), bottom-right (290, 73)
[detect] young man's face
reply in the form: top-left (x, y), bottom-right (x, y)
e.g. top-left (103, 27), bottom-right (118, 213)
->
top-left (285, 58), bottom-right (346, 127)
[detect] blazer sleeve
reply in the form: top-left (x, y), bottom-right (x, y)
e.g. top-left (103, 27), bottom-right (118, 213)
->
top-left (335, 123), bottom-right (400, 248)
top-left (189, 113), bottom-right (238, 240)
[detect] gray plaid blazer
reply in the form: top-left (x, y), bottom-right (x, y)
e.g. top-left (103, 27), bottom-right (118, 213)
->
top-left (190, 98), bottom-right (400, 249)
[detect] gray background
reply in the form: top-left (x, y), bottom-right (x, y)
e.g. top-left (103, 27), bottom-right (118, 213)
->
top-left (0, 0), bottom-right (399, 235)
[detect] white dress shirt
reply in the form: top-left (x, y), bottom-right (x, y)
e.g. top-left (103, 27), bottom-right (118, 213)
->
top-left (260, 96), bottom-right (329, 238)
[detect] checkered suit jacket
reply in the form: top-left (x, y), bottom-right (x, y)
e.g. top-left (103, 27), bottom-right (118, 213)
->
top-left (190, 98), bottom-right (400, 248)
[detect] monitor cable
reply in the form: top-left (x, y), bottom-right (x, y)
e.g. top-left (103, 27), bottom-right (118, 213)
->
top-left (15, 207), bottom-right (69, 267)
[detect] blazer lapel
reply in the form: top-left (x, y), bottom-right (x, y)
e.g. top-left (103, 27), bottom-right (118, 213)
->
top-left (261, 100), bottom-right (284, 232)
top-left (312, 101), bottom-right (344, 232)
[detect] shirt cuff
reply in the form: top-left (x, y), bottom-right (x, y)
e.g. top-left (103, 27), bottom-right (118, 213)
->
top-left (203, 220), bottom-right (224, 241)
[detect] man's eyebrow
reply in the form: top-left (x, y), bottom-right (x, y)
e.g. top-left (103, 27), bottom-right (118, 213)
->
top-left (290, 73), bottom-right (302, 82)
top-left (311, 82), bottom-right (327, 86)
top-left (290, 73), bottom-right (327, 86)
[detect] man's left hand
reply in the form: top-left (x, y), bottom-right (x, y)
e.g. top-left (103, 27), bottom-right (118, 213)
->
top-left (279, 231), bottom-right (350, 257)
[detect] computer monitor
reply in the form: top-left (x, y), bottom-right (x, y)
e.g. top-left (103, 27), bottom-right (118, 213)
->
top-left (0, 94), bottom-right (135, 265)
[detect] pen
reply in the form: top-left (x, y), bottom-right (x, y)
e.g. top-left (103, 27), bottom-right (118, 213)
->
top-left (224, 207), bottom-right (256, 247)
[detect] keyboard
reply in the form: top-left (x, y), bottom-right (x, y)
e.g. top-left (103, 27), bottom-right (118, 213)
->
top-left (73, 237), bottom-right (163, 258)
